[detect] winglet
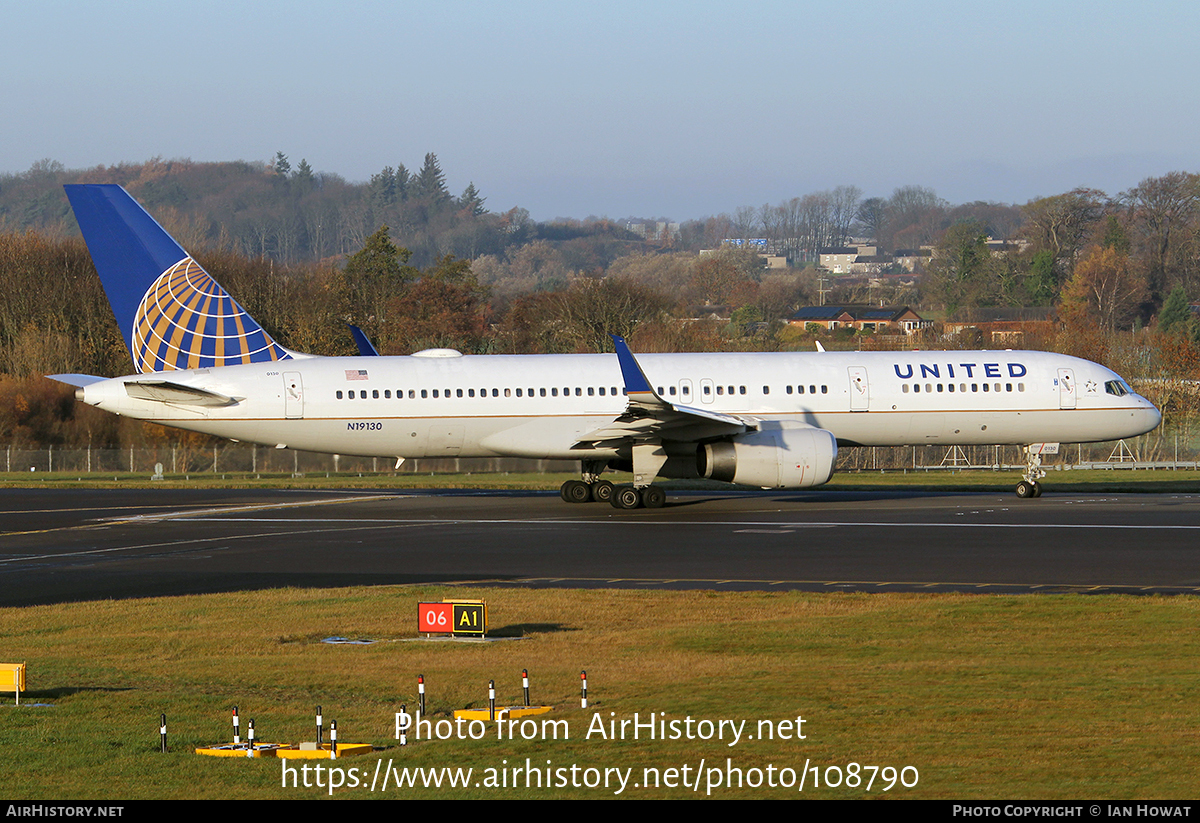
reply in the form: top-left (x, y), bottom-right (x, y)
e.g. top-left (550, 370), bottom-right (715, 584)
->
top-left (347, 324), bottom-right (380, 356)
top-left (610, 335), bottom-right (658, 399)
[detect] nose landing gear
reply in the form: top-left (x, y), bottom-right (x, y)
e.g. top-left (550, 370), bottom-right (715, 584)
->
top-left (1016, 446), bottom-right (1046, 498)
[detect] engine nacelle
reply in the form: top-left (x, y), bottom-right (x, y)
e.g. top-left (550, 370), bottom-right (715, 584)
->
top-left (698, 424), bottom-right (837, 489)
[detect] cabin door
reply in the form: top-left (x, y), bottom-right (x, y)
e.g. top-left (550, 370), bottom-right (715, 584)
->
top-left (848, 366), bottom-right (869, 412)
top-left (1057, 368), bottom-right (1076, 410)
top-left (283, 372), bottom-right (304, 419)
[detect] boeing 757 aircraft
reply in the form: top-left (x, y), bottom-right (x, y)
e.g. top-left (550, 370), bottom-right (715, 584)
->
top-left (50, 184), bottom-right (1161, 508)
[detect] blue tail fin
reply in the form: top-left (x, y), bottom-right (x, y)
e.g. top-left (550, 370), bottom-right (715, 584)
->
top-left (65, 184), bottom-right (291, 373)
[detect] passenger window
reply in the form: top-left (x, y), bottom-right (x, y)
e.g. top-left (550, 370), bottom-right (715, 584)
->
top-left (717, 386), bottom-right (724, 395)
top-left (336, 390), bottom-right (343, 399)
top-left (762, 386), bottom-right (769, 394)
top-left (798, 385), bottom-right (805, 394)
top-left (373, 389), bottom-right (379, 399)
top-left (384, 390), bottom-right (391, 398)
top-left (787, 385), bottom-right (794, 394)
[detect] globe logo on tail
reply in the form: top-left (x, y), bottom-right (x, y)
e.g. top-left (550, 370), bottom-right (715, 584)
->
top-left (131, 257), bottom-right (289, 373)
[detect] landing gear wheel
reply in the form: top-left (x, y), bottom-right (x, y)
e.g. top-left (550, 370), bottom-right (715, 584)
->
top-left (592, 479), bottom-right (615, 504)
top-left (560, 479), bottom-right (592, 503)
top-left (641, 486), bottom-right (666, 509)
top-left (1015, 480), bottom-right (1037, 499)
top-left (610, 485), bottom-right (642, 509)
top-left (1032, 481), bottom-right (1043, 498)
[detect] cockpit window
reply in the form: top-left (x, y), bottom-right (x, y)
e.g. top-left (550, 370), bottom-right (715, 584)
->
top-left (1105, 380), bottom-right (1128, 397)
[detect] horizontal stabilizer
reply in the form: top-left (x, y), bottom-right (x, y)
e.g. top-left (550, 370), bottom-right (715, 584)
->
top-left (123, 380), bottom-right (240, 407)
top-left (46, 374), bottom-right (107, 388)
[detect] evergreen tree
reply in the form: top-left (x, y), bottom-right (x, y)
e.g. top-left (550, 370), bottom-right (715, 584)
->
top-left (459, 182), bottom-right (486, 216)
top-left (394, 164), bottom-right (410, 202)
top-left (370, 167), bottom-right (396, 206)
top-left (273, 152), bottom-right (291, 178)
top-left (414, 153), bottom-right (450, 207)
top-left (294, 159), bottom-right (315, 187)
top-left (1158, 285), bottom-right (1192, 336)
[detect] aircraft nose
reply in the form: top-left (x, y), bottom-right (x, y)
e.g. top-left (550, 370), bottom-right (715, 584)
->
top-left (1141, 402), bottom-right (1162, 433)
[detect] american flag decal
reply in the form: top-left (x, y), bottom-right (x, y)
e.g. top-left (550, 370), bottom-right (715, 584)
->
top-left (345, 370), bottom-right (369, 380)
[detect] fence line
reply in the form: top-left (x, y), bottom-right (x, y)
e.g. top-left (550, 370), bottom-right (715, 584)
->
top-left (3, 430), bottom-right (1197, 476)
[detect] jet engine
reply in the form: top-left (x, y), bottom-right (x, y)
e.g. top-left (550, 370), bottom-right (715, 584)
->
top-left (698, 424), bottom-right (837, 489)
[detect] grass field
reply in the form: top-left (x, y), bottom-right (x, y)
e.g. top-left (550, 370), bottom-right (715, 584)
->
top-left (1, 585), bottom-right (1198, 799)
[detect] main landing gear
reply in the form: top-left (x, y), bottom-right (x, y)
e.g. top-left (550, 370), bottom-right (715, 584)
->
top-left (1015, 446), bottom-right (1046, 498)
top-left (559, 459), bottom-right (665, 509)
top-left (558, 479), bottom-right (665, 508)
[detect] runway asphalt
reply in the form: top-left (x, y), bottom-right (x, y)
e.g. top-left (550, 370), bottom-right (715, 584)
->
top-left (1, 486), bottom-right (1199, 606)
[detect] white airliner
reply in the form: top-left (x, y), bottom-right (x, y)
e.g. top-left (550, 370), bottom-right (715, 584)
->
top-left (51, 185), bottom-right (1161, 508)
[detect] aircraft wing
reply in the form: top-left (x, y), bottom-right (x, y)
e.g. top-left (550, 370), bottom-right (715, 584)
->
top-left (574, 336), bottom-right (752, 446)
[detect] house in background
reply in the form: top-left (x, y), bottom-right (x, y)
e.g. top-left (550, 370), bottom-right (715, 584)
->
top-left (787, 306), bottom-right (930, 334)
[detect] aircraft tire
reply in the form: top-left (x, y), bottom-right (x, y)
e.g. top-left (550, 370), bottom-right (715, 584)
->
top-left (611, 485), bottom-right (642, 509)
top-left (561, 480), bottom-right (592, 503)
top-left (592, 480), bottom-right (615, 503)
top-left (641, 486), bottom-right (666, 509)
top-left (1015, 480), bottom-right (1036, 499)
top-left (1032, 481), bottom-right (1043, 498)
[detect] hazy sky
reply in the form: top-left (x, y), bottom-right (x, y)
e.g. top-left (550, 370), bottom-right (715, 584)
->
top-left (4, 0), bottom-right (1199, 220)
